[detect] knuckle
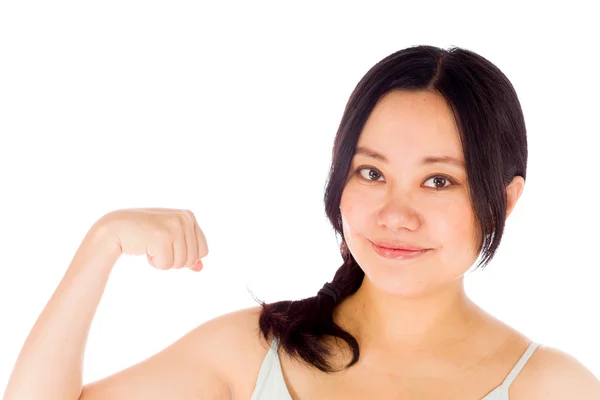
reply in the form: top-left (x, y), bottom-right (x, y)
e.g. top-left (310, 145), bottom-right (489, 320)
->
top-left (155, 228), bottom-right (172, 242)
top-left (165, 214), bottom-right (184, 230)
top-left (181, 209), bottom-right (193, 219)
top-left (182, 209), bottom-right (198, 225)
top-left (182, 211), bottom-right (196, 228)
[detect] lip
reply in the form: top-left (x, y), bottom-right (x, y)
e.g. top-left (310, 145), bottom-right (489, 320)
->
top-left (370, 240), bottom-right (429, 251)
top-left (370, 241), bottom-right (431, 260)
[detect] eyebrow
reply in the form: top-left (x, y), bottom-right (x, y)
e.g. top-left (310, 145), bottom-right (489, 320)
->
top-left (355, 146), bottom-right (465, 169)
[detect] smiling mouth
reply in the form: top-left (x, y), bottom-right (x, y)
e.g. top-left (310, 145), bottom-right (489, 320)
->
top-left (369, 241), bottom-right (432, 260)
top-left (369, 239), bottom-right (430, 252)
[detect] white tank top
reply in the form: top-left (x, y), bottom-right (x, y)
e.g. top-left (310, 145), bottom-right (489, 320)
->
top-left (250, 336), bottom-right (540, 400)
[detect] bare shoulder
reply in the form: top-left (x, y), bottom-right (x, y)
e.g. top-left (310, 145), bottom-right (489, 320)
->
top-left (80, 304), bottom-right (268, 400)
top-left (212, 304), bottom-right (276, 399)
top-left (178, 304), bottom-right (272, 398)
top-left (512, 344), bottom-right (600, 399)
top-left (168, 304), bottom-right (271, 395)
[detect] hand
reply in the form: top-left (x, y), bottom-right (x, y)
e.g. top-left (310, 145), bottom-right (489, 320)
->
top-left (98, 208), bottom-right (208, 271)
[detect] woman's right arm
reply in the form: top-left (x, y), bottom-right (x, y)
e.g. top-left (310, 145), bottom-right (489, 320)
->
top-left (3, 209), bottom-right (232, 400)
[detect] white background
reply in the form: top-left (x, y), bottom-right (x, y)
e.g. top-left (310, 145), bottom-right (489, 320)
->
top-left (1, 0), bottom-right (599, 393)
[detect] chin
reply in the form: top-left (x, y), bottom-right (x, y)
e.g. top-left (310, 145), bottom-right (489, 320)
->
top-left (353, 243), bottom-right (445, 296)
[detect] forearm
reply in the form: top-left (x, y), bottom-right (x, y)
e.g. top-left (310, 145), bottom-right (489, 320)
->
top-left (3, 222), bottom-right (121, 400)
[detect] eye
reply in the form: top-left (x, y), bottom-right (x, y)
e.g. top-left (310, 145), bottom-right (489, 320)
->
top-left (356, 167), bottom-right (384, 182)
top-left (423, 175), bottom-right (457, 190)
top-left (355, 166), bottom-right (457, 190)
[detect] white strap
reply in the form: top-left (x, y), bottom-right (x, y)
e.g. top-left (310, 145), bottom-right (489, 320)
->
top-left (502, 342), bottom-right (540, 388)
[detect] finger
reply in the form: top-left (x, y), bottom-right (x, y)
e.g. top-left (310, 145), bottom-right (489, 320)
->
top-left (190, 259), bottom-right (203, 272)
top-left (181, 210), bottom-right (199, 269)
top-left (171, 228), bottom-right (187, 269)
top-left (189, 212), bottom-right (209, 259)
top-left (147, 230), bottom-right (173, 270)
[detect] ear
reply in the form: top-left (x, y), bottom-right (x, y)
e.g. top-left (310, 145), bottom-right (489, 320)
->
top-left (505, 176), bottom-right (525, 219)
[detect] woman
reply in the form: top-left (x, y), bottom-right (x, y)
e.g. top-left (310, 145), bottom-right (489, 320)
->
top-left (5, 45), bottom-right (600, 399)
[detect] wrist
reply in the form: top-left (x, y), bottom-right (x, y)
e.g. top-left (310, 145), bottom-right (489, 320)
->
top-left (83, 216), bottom-right (123, 264)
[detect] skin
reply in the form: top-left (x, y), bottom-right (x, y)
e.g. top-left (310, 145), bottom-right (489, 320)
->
top-left (336, 89), bottom-right (521, 351)
top-left (9, 89), bottom-right (598, 400)
top-left (248, 89), bottom-right (599, 399)
top-left (276, 88), bottom-right (532, 397)
top-left (77, 89), bottom-right (600, 398)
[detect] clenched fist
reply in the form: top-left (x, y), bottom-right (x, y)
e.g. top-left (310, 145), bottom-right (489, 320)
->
top-left (98, 208), bottom-right (208, 271)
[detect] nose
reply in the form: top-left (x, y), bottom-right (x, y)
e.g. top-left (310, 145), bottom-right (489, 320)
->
top-left (377, 198), bottom-right (422, 232)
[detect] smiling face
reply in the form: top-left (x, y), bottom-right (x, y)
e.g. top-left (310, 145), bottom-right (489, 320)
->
top-left (340, 89), bottom-right (483, 297)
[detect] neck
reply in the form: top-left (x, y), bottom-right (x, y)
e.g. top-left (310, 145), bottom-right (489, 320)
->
top-left (336, 277), bottom-right (484, 352)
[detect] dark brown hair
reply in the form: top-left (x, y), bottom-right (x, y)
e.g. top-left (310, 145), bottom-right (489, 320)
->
top-left (255, 44), bottom-right (528, 373)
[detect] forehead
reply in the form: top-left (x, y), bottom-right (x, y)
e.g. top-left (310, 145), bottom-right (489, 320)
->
top-left (357, 90), bottom-right (462, 156)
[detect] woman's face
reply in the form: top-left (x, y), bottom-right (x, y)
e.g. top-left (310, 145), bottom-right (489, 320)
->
top-left (340, 90), bottom-right (482, 297)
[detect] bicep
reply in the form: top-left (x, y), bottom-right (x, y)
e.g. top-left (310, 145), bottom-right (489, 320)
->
top-left (79, 320), bottom-right (232, 399)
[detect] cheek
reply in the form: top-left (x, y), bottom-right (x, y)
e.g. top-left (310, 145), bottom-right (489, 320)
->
top-left (437, 205), bottom-right (479, 254)
top-left (340, 198), bottom-right (354, 237)
top-left (340, 188), bottom-right (364, 245)
top-left (340, 182), bottom-right (379, 218)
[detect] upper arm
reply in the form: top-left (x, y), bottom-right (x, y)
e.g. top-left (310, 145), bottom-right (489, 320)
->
top-left (79, 306), bottom-right (262, 400)
top-left (518, 345), bottom-right (600, 399)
